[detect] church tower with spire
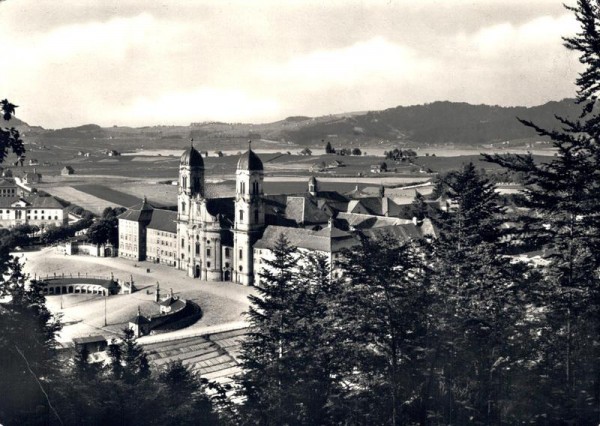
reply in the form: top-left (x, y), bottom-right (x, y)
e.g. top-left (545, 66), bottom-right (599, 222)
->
top-left (176, 140), bottom-right (204, 273)
top-left (233, 142), bottom-right (265, 285)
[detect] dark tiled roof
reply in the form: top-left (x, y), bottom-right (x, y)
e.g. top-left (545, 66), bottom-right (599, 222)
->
top-left (357, 197), bottom-right (404, 217)
top-left (0, 195), bottom-right (66, 209)
top-left (72, 335), bottom-right (106, 345)
top-left (147, 209), bottom-right (177, 233)
top-left (118, 198), bottom-right (154, 223)
top-left (205, 197), bottom-right (234, 219)
top-left (0, 178), bottom-right (16, 187)
top-left (29, 195), bottom-right (67, 209)
top-left (254, 225), bottom-right (359, 253)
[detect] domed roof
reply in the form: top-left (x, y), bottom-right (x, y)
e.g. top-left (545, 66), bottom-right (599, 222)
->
top-left (180, 144), bottom-right (203, 167)
top-left (237, 149), bottom-right (263, 171)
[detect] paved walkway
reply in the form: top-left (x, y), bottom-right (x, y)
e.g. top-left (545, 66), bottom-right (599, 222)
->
top-left (21, 247), bottom-right (257, 343)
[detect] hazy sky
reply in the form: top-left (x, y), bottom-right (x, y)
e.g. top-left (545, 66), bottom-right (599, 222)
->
top-left (0, 0), bottom-right (582, 128)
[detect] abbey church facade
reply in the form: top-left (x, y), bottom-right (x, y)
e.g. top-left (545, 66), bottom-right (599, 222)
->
top-left (118, 145), bottom-right (434, 286)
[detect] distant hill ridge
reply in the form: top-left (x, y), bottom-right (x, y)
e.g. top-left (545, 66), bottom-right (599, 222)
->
top-left (8, 98), bottom-right (584, 147)
top-left (278, 99), bottom-right (582, 146)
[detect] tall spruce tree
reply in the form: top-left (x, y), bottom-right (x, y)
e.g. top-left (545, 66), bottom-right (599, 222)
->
top-left (0, 100), bottom-right (63, 426)
top-left (0, 257), bottom-right (63, 426)
top-left (283, 252), bottom-right (343, 425)
top-left (427, 163), bottom-right (532, 424)
top-left (237, 234), bottom-right (299, 425)
top-left (332, 235), bottom-right (432, 425)
top-left (485, 1), bottom-right (600, 421)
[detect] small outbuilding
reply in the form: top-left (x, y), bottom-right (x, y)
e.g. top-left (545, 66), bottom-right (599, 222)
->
top-left (61, 166), bottom-right (75, 176)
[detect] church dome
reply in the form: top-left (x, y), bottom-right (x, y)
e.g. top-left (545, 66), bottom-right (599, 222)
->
top-left (237, 149), bottom-right (263, 171)
top-left (180, 145), bottom-right (203, 167)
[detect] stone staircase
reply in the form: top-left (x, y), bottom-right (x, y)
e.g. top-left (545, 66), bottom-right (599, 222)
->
top-left (142, 328), bottom-right (246, 387)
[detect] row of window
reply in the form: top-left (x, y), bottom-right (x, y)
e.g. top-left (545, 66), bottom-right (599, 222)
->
top-left (239, 181), bottom-right (260, 194)
top-left (154, 231), bottom-right (175, 238)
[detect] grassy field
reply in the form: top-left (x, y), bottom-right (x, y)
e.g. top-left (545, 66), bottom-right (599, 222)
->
top-left (41, 186), bottom-right (122, 215)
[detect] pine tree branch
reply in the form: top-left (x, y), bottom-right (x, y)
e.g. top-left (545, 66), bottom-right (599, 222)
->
top-left (14, 344), bottom-right (64, 426)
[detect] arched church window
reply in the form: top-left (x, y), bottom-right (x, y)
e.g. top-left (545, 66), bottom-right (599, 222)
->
top-left (195, 243), bottom-right (200, 255)
top-left (181, 238), bottom-right (185, 248)
top-left (181, 202), bottom-right (186, 213)
top-left (239, 210), bottom-right (244, 221)
top-left (182, 176), bottom-right (187, 188)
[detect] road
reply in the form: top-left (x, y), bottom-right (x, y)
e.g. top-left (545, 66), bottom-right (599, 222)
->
top-left (21, 247), bottom-right (257, 343)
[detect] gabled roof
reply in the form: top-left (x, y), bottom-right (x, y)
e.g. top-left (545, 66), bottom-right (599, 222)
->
top-left (285, 196), bottom-right (331, 225)
top-left (0, 178), bottom-right (16, 187)
top-left (28, 195), bottom-right (66, 209)
top-left (147, 209), bottom-right (177, 233)
top-left (254, 224), bottom-right (359, 253)
top-left (0, 195), bottom-right (66, 209)
top-left (336, 212), bottom-right (413, 230)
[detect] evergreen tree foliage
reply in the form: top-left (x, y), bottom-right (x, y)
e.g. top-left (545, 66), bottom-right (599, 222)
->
top-left (426, 163), bottom-right (533, 424)
top-left (0, 256), bottom-right (62, 426)
top-left (0, 99), bottom-right (25, 165)
top-left (332, 235), bottom-right (432, 425)
top-left (484, 1), bottom-right (600, 421)
top-left (325, 141), bottom-right (335, 154)
top-left (237, 234), bottom-right (299, 424)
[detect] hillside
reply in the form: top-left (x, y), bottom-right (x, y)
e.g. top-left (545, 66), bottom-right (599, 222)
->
top-left (16, 98), bottom-right (584, 151)
top-left (278, 99), bottom-right (581, 147)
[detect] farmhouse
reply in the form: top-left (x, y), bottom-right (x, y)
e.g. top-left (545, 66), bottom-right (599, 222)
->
top-left (23, 170), bottom-right (42, 184)
top-left (0, 178), bottom-right (18, 197)
top-left (62, 166), bottom-right (75, 175)
top-left (0, 194), bottom-right (67, 228)
top-left (118, 144), bottom-right (435, 286)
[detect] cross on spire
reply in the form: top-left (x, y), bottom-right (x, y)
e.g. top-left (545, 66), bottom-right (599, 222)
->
top-left (190, 138), bottom-right (194, 147)
top-left (248, 140), bottom-right (252, 150)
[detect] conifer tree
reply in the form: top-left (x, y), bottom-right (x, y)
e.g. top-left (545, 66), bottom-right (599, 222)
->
top-left (155, 361), bottom-right (219, 426)
top-left (332, 235), bottom-right (432, 425)
top-left (283, 252), bottom-right (343, 424)
top-left (485, 1), bottom-right (600, 420)
top-left (427, 163), bottom-right (531, 424)
top-left (0, 241), bottom-right (62, 426)
top-left (237, 233), bottom-right (299, 425)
